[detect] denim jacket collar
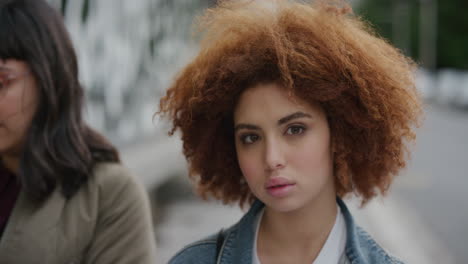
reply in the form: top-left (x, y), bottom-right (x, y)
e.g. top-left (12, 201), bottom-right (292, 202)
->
top-left (216, 198), bottom-right (403, 264)
top-left (216, 200), bottom-right (263, 264)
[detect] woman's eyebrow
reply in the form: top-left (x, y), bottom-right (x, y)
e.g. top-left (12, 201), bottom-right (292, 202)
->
top-left (235, 112), bottom-right (312, 131)
top-left (0, 65), bottom-right (13, 73)
top-left (234, 123), bottom-right (260, 132)
top-left (278, 111), bottom-right (312, 125)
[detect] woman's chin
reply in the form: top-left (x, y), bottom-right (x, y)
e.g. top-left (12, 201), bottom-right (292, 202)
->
top-left (262, 198), bottom-right (303, 214)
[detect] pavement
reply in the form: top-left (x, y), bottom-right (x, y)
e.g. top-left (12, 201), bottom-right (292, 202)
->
top-left (390, 104), bottom-right (468, 264)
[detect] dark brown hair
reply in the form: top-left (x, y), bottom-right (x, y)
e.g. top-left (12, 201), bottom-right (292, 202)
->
top-left (159, 0), bottom-right (422, 206)
top-left (0, 0), bottom-right (119, 202)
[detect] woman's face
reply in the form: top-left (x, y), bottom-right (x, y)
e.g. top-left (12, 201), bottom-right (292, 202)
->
top-left (0, 59), bottom-right (39, 157)
top-left (234, 82), bottom-right (336, 213)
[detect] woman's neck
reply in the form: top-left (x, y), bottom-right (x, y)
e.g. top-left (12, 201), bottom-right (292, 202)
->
top-left (0, 154), bottom-right (20, 174)
top-left (257, 194), bottom-right (337, 263)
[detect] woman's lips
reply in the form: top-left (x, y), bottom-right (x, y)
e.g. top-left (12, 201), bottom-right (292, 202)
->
top-left (265, 177), bottom-right (296, 198)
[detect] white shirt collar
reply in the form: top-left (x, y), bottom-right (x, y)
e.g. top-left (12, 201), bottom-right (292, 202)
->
top-left (252, 205), bottom-right (347, 264)
top-left (313, 205), bottom-right (347, 264)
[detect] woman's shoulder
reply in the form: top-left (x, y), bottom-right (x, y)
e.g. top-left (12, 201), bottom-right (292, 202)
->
top-left (169, 223), bottom-right (240, 264)
top-left (168, 234), bottom-right (218, 264)
top-left (74, 162), bottom-right (156, 262)
top-left (64, 162), bottom-right (149, 219)
top-left (352, 225), bottom-right (405, 264)
top-left (84, 162), bottom-right (150, 215)
top-left (88, 162), bottom-right (144, 196)
top-left (91, 162), bottom-right (133, 184)
top-left (169, 201), bottom-right (262, 263)
top-left (65, 161), bottom-right (151, 226)
top-left (338, 199), bottom-right (405, 264)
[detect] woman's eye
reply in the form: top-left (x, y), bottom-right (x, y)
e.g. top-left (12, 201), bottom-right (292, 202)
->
top-left (0, 78), bottom-right (7, 90)
top-left (286, 125), bottom-right (305, 135)
top-left (0, 76), bottom-right (12, 90)
top-left (240, 134), bottom-right (259, 144)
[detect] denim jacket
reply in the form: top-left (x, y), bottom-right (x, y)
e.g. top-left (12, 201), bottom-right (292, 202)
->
top-left (169, 198), bottom-right (404, 264)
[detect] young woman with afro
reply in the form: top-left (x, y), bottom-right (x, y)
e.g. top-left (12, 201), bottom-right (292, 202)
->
top-left (159, 1), bottom-right (422, 263)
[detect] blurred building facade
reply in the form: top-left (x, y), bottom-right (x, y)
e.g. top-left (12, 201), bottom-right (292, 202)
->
top-left (47, 0), bottom-right (212, 145)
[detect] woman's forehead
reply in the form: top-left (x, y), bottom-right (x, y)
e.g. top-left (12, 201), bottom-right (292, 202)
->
top-left (0, 59), bottom-right (28, 72)
top-left (234, 83), bottom-right (324, 123)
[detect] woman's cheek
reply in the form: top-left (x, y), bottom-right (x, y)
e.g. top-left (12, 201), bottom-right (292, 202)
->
top-left (292, 137), bottom-right (333, 178)
top-left (238, 154), bottom-right (261, 185)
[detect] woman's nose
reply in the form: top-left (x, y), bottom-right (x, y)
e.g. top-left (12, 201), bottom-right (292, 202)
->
top-left (264, 138), bottom-right (286, 171)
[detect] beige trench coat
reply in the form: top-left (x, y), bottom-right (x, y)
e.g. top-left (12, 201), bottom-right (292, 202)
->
top-left (0, 162), bottom-right (156, 264)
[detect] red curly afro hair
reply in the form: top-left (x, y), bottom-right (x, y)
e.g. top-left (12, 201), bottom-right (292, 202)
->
top-left (158, 0), bottom-right (422, 206)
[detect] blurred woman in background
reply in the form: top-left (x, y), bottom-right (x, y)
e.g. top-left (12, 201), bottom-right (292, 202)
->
top-left (0, 0), bottom-right (156, 263)
top-left (159, 0), bottom-right (422, 263)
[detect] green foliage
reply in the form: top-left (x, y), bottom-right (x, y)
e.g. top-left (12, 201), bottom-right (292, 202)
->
top-left (81, 0), bottom-right (90, 24)
top-left (60, 0), bottom-right (68, 15)
top-left (59, 0), bottom-right (90, 24)
top-left (437, 1), bottom-right (468, 69)
top-left (356, 0), bottom-right (468, 70)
